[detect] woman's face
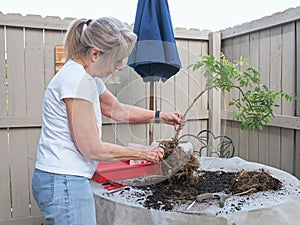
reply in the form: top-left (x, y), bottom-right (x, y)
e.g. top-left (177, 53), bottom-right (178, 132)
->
top-left (87, 49), bottom-right (124, 78)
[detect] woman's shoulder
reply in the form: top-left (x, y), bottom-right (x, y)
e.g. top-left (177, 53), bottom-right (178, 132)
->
top-left (46, 61), bottom-right (86, 91)
top-left (61, 60), bottom-right (86, 77)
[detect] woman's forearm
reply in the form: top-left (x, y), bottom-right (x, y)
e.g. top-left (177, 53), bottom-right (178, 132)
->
top-left (87, 140), bottom-right (143, 161)
top-left (100, 90), bottom-right (156, 123)
top-left (81, 138), bottom-right (163, 163)
top-left (113, 103), bottom-right (156, 123)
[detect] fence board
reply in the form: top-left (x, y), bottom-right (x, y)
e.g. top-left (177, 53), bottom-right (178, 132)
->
top-left (161, 78), bottom-right (175, 112)
top-left (44, 30), bottom-right (65, 88)
top-left (0, 26), bottom-right (6, 118)
top-left (221, 120), bottom-right (232, 144)
top-left (160, 75), bottom-right (176, 139)
top-left (248, 129), bottom-right (259, 162)
top-left (131, 124), bottom-right (147, 145)
top-left (280, 128), bottom-right (294, 174)
top-left (127, 66), bottom-right (149, 142)
top-left (296, 20), bottom-right (300, 178)
top-left (175, 40), bottom-right (189, 116)
top-left (282, 23), bottom-right (295, 115)
top-left (238, 34), bottom-right (250, 160)
top-left (123, 65), bottom-right (148, 143)
top-left (268, 128), bottom-right (281, 169)
top-left (185, 41), bottom-right (210, 150)
top-left (9, 128), bottom-right (30, 218)
top-left (102, 124), bottom-right (116, 144)
top-left (201, 41), bottom-right (209, 57)
top-left (230, 37), bottom-right (242, 157)
top-left (115, 64), bottom-right (132, 105)
top-left (222, 39), bottom-right (233, 113)
top-left (131, 65), bottom-right (147, 106)
top-left (187, 40), bottom-right (204, 133)
top-left (221, 39), bottom-right (233, 145)
top-left (26, 128), bottom-right (41, 216)
top-left (296, 131), bottom-right (300, 178)
top-left (267, 26), bottom-right (283, 169)
top-left (247, 32), bottom-right (260, 162)
top-left (110, 65), bottom-right (135, 141)
top-left (297, 20), bottom-right (300, 117)
top-left (223, 37), bottom-right (240, 153)
top-left (186, 120), bottom-right (207, 156)
top-left (270, 26), bottom-right (282, 113)
top-left (116, 123), bottom-right (132, 146)
top-left (0, 215), bottom-right (50, 225)
top-left (174, 40), bottom-right (189, 136)
top-left (249, 32), bottom-right (260, 71)
top-left (208, 33), bottom-right (221, 137)
top-left (6, 27), bottom-right (26, 118)
top-left (116, 124), bottom-right (132, 146)
top-left (231, 121), bottom-right (240, 157)
top-left (188, 120), bottom-right (206, 137)
top-left (258, 29), bottom-right (271, 164)
top-left (231, 36), bottom-right (241, 101)
top-left (259, 29), bottom-right (271, 88)
top-left (280, 23), bottom-right (296, 173)
top-left (25, 28), bottom-right (44, 118)
top-left (201, 41), bottom-right (209, 110)
top-left (258, 127), bottom-right (269, 164)
top-left (0, 129), bottom-right (11, 219)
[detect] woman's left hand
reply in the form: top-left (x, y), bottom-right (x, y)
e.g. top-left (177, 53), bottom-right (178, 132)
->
top-left (160, 111), bottom-right (186, 131)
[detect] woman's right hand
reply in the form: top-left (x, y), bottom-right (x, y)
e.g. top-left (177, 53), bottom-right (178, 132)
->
top-left (128, 143), bottom-right (164, 163)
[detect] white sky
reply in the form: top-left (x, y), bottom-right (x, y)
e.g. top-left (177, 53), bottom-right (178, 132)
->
top-left (1, 0), bottom-right (300, 31)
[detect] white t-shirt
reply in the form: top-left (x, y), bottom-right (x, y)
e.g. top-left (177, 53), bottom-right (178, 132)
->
top-left (35, 60), bottom-right (106, 178)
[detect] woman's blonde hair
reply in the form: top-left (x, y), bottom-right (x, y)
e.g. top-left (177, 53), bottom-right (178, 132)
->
top-left (64, 17), bottom-right (137, 70)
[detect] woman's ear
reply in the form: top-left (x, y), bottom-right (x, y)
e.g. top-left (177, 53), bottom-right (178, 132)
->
top-left (90, 48), bottom-right (100, 62)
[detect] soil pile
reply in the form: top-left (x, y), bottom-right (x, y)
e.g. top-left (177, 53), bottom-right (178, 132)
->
top-left (139, 169), bottom-right (282, 211)
top-left (135, 139), bottom-right (283, 211)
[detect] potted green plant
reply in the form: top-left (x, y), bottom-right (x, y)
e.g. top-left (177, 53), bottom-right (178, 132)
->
top-left (159, 52), bottom-right (295, 182)
top-left (177, 53), bottom-right (294, 136)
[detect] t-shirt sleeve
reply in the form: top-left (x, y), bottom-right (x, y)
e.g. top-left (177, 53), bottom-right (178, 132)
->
top-left (60, 71), bottom-right (96, 103)
top-left (94, 77), bottom-right (107, 95)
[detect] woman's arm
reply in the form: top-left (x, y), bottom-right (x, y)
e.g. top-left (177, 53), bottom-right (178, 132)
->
top-left (100, 90), bottom-right (185, 129)
top-left (63, 98), bottom-right (163, 162)
top-left (99, 89), bottom-right (155, 123)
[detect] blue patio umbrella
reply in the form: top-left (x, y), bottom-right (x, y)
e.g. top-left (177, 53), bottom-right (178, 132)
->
top-left (128, 0), bottom-right (182, 143)
top-left (128, 0), bottom-right (182, 82)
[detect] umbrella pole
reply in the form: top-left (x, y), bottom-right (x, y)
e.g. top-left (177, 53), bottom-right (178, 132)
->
top-left (149, 81), bottom-right (154, 145)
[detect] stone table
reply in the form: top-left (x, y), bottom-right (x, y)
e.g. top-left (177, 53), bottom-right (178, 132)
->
top-left (92, 157), bottom-right (300, 225)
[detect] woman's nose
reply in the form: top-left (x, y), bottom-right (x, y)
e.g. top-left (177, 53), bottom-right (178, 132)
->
top-left (116, 65), bottom-right (123, 71)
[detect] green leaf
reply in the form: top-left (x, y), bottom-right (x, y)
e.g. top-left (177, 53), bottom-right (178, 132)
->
top-left (185, 52), bottom-right (297, 131)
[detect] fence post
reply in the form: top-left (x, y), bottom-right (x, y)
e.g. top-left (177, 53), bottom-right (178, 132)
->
top-left (295, 21), bottom-right (300, 178)
top-left (208, 32), bottom-right (221, 136)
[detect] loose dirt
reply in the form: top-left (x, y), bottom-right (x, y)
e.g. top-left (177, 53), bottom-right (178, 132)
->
top-left (134, 139), bottom-right (283, 211)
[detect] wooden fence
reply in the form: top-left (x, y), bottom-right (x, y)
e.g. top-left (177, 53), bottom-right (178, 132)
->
top-left (221, 7), bottom-right (300, 177)
top-left (0, 6), bottom-right (299, 225)
top-left (0, 13), bottom-right (210, 224)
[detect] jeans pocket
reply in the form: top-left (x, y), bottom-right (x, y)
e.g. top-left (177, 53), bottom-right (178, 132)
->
top-left (32, 169), bottom-right (55, 207)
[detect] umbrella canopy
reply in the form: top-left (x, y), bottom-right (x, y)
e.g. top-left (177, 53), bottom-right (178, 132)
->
top-left (128, 0), bottom-right (182, 82)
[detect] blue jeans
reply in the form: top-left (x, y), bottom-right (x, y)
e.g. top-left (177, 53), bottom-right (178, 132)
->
top-left (32, 169), bottom-right (96, 225)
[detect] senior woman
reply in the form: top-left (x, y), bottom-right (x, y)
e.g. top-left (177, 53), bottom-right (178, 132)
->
top-left (32, 17), bottom-right (185, 225)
